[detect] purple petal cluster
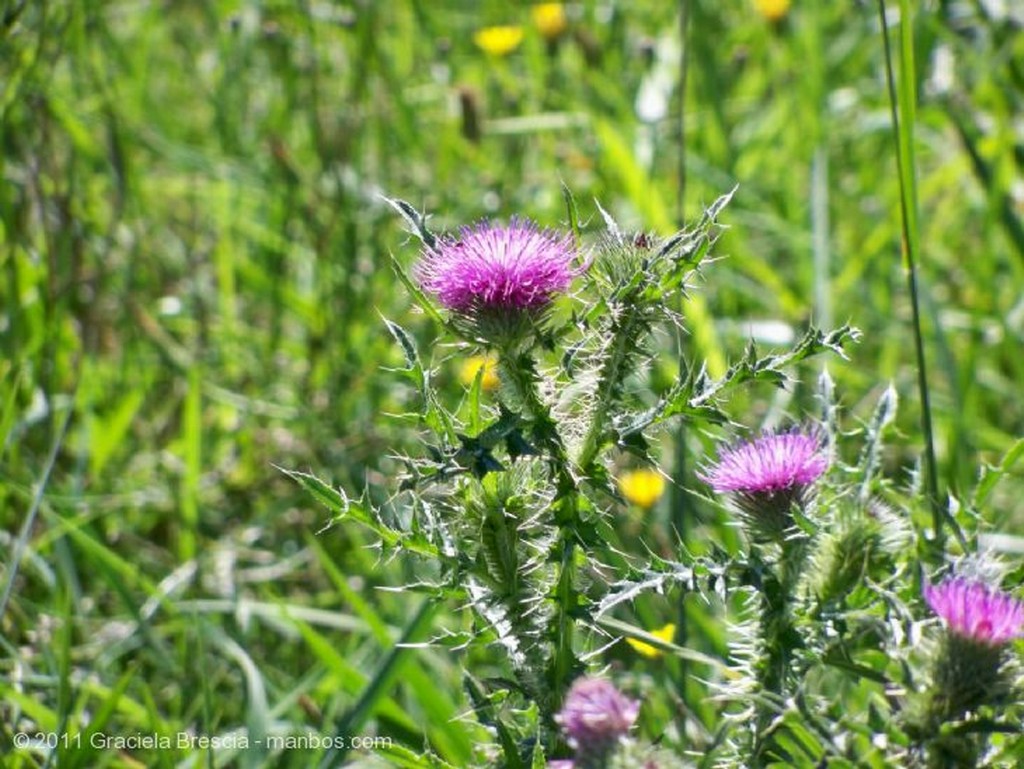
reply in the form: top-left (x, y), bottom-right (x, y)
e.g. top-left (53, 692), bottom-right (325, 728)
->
top-left (700, 430), bottom-right (828, 495)
top-left (555, 677), bottom-right (639, 752)
top-left (417, 219), bottom-right (577, 313)
top-left (924, 577), bottom-right (1024, 646)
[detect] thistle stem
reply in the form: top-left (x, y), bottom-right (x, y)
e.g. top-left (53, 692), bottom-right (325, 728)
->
top-left (496, 345), bottom-right (580, 713)
top-left (752, 539), bottom-right (808, 765)
top-left (577, 309), bottom-right (641, 472)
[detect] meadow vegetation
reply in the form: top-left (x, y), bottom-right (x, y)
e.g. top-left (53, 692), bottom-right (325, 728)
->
top-left (2, 1), bottom-right (1023, 767)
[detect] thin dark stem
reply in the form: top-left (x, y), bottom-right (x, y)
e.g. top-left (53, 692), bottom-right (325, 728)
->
top-left (677, 0), bottom-right (690, 225)
top-left (674, 0), bottom-right (693, 726)
top-left (672, 2), bottom-right (691, 538)
top-left (877, 0), bottom-right (942, 542)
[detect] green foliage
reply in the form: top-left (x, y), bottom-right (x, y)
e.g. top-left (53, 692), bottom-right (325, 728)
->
top-left (2, 1), bottom-right (1024, 768)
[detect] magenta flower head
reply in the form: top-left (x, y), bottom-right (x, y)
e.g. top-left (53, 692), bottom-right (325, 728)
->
top-left (699, 429), bottom-right (828, 540)
top-left (924, 578), bottom-right (1024, 647)
top-left (417, 219), bottom-right (578, 317)
top-left (555, 677), bottom-right (639, 760)
top-left (919, 577), bottom-right (1024, 726)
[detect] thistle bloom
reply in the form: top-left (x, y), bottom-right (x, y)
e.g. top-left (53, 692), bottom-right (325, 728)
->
top-left (699, 429), bottom-right (827, 539)
top-left (418, 220), bottom-right (577, 314)
top-left (924, 577), bottom-right (1024, 647)
top-left (617, 468), bottom-right (666, 510)
top-left (556, 677), bottom-right (639, 755)
top-left (918, 577), bottom-right (1024, 729)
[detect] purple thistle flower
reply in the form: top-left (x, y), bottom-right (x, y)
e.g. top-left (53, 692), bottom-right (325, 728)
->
top-left (699, 430), bottom-right (828, 539)
top-left (918, 577), bottom-right (1024, 728)
top-left (555, 677), bottom-right (640, 756)
top-left (701, 430), bottom-right (828, 494)
top-left (924, 577), bottom-right (1024, 646)
top-left (417, 219), bottom-right (578, 313)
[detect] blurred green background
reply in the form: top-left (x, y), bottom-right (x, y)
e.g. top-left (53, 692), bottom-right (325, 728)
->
top-left (2, 1), bottom-right (1023, 766)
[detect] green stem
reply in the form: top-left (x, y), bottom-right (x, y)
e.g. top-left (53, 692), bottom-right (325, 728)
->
top-left (676, 0), bottom-right (690, 225)
top-left (751, 540), bottom-right (807, 766)
top-left (877, 0), bottom-right (942, 545)
top-left (577, 310), bottom-right (642, 472)
top-left (674, 0), bottom-right (693, 721)
top-left (671, 3), bottom-right (696, 741)
top-left (552, 533), bottom-right (576, 704)
top-left (497, 347), bottom-right (573, 490)
top-left (496, 347), bottom-right (580, 712)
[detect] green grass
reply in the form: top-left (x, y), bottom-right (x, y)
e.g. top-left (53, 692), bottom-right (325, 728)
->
top-left (2, 1), bottom-right (1024, 766)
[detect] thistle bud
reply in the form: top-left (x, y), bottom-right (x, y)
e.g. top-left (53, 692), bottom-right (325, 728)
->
top-left (555, 678), bottom-right (640, 765)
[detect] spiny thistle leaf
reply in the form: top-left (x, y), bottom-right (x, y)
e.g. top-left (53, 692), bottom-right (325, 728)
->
top-left (464, 674), bottom-right (527, 769)
top-left (562, 182), bottom-right (581, 250)
top-left (278, 467), bottom-right (440, 557)
top-left (858, 384), bottom-right (898, 501)
top-left (389, 251), bottom-right (449, 328)
top-left (972, 437), bottom-right (1024, 510)
top-left (630, 324), bottom-right (861, 437)
top-left (382, 315), bottom-right (457, 442)
top-left (595, 565), bottom-right (696, 617)
top-left (384, 195), bottom-right (438, 249)
top-left (594, 198), bottom-right (625, 247)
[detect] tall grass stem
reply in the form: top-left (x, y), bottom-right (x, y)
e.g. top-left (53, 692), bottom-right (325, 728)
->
top-left (877, 0), bottom-right (942, 541)
top-left (673, 0), bottom-right (693, 737)
top-left (0, 396), bottom-right (74, 623)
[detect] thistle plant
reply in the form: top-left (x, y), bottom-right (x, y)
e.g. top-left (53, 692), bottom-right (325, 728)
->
top-left (284, 189), bottom-right (1020, 767)
top-left (284, 189), bottom-right (861, 764)
top-left (701, 427), bottom-right (830, 764)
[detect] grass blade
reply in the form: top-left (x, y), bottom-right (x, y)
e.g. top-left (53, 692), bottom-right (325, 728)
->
top-left (877, 0), bottom-right (942, 545)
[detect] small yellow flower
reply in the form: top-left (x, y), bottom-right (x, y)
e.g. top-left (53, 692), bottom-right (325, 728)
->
top-left (531, 3), bottom-right (567, 40)
top-left (753, 0), bottom-right (791, 22)
top-left (627, 623), bottom-right (676, 659)
top-left (459, 356), bottom-right (500, 392)
top-left (617, 468), bottom-right (666, 509)
top-left (473, 25), bottom-right (524, 57)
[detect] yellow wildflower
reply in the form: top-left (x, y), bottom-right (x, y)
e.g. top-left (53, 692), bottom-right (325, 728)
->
top-left (531, 3), bottom-right (568, 40)
top-left (617, 468), bottom-right (666, 509)
top-left (473, 25), bottom-right (524, 57)
top-left (753, 0), bottom-right (791, 22)
top-left (459, 356), bottom-right (500, 392)
top-left (627, 623), bottom-right (676, 658)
